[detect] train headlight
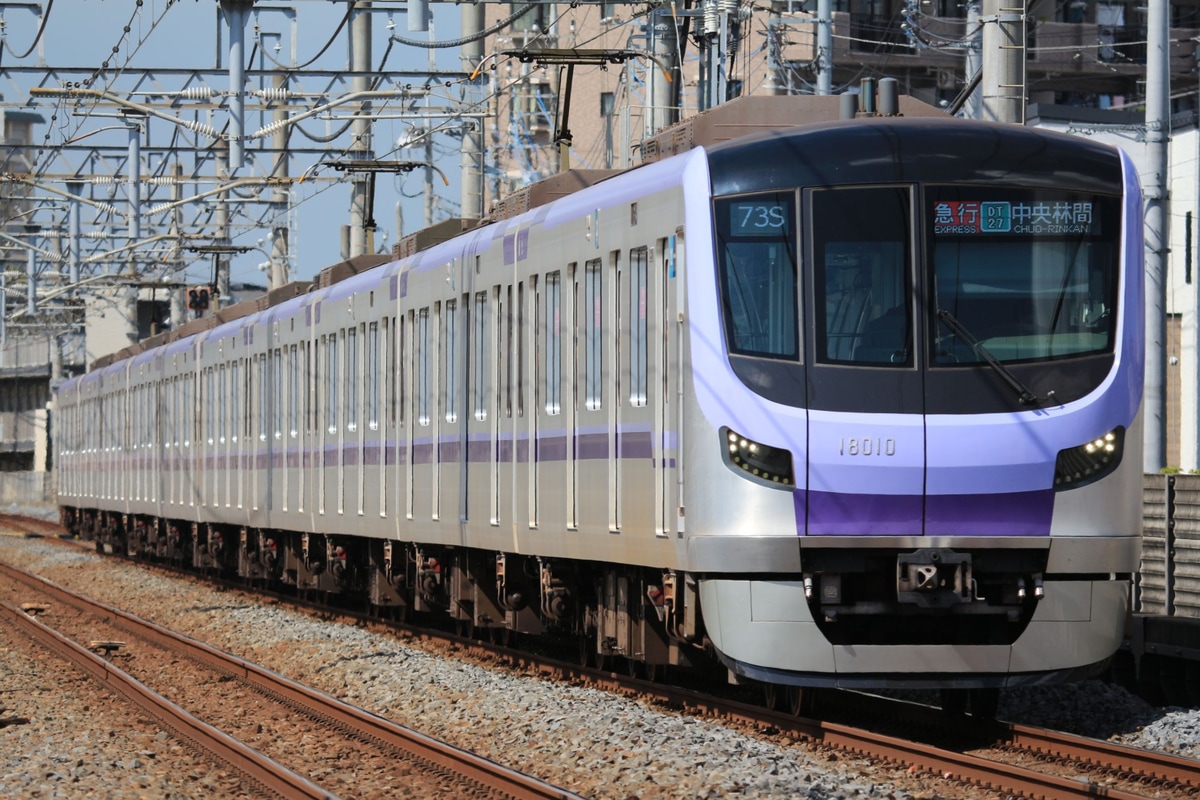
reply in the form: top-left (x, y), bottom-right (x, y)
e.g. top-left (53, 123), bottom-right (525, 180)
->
top-left (721, 427), bottom-right (795, 488)
top-left (1054, 426), bottom-right (1124, 490)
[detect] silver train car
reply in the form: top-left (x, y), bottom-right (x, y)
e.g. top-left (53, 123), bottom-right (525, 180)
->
top-left (55, 96), bottom-right (1145, 709)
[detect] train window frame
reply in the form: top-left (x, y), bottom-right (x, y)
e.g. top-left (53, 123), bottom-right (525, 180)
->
top-left (288, 344), bottom-right (300, 438)
top-left (345, 328), bottom-right (358, 434)
top-left (418, 307), bottom-right (431, 427)
top-left (326, 334), bottom-right (339, 435)
top-left (545, 271), bottom-right (561, 415)
top-left (810, 184), bottom-right (915, 368)
top-left (712, 190), bottom-right (800, 361)
top-left (474, 292), bottom-right (488, 421)
top-left (630, 246), bottom-right (648, 407)
top-left (273, 347), bottom-right (283, 440)
top-left (368, 322), bottom-right (380, 431)
top-left (445, 300), bottom-right (458, 424)
top-left (230, 360), bottom-right (240, 444)
top-left (585, 258), bottom-right (603, 410)
top-left (518, 280), bottom-right (527, 419)
top-left (218, 364), bottom-right (227, 445)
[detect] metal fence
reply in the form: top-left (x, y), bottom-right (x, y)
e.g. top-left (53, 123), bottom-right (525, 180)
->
top-left (1139, 473), bottom-right (1200, 618)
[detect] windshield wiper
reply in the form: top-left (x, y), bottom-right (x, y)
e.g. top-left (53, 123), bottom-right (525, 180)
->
top-left (936, 309), bottom-right (1053, 407)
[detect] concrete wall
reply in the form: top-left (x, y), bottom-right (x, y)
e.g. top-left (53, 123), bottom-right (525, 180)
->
top-left (0, 470), bottom-right (53, 506)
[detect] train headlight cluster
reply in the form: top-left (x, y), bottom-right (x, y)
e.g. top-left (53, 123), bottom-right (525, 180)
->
top-left (1054, 426), bottom-right (1124, 489)
top-left (721, 427), bottom-right (795, 488)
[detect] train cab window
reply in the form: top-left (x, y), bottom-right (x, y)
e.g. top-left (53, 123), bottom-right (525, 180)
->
top-left (714, 192), bottom-right (798, 359)
top-left (928, 187), bottom-right (1119, 365)
top-left (812, 186), bottom-right (913, 367)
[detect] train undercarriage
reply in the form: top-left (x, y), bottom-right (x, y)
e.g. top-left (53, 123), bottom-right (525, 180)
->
top-left (59, 507), bottom-right (703, 680)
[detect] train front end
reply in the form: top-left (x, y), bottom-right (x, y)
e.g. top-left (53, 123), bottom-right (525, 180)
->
top-left (684, 119), bottom-right (1143, 689)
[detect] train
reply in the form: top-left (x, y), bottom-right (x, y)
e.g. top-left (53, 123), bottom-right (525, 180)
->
top-left (54, 90), bottom-right (1145, 716)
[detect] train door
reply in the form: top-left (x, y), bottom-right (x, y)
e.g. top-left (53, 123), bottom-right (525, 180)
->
top-left (577, 259), bottom-right (607, 535)
top-left (608, 251), bottom-right (621, 533)
top-left (233, 357), bottom-right (243, 512)
top-left (513, 279), bottom-right (531, 531)
top-left (441, 297), bottom-right (461, 530)
top-left (802, 185), bottom-right (924, 535)
top-left (536, 269), bottom-right (568, 533)
top-left (464, 286), bottom-right (491, 529)
top-left (365, 323), bottom-right (381, 519)
top-left (622, 243), bottom-right (657, 537)
top-left (489, 284), bottom-right (504, 527)
top-left (411, 306), bottom-right (435, 524)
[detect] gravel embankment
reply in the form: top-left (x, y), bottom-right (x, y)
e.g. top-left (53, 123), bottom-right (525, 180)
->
top-left (0, 528), bottom-right (1189, 799)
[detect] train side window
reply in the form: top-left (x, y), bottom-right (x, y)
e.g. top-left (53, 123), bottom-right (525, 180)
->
top-left (418, 307), bottom-right (431, 426)
top-left (346, 329), bottom-right (358, 433)
top-left (811, 186), bottom-right (913, 367)
top-left (545, 272), bottom-right (560, 415)
top-left (230, 361), bottom-right (240, 443)
top-left (518, 281), bottom-right (526, 418)
top-left (474, 292), bottom-right (488, 420)
top-left (630, 246), bottom-right (648, 407)
top-left (505, 285), bottom-right (514, 419)
top-left (257, 356), bottom-right (267, 442)
top-left (396, 315), bottom-right (405, 426)
top-left (585, 259), bottom-right (602, 410)
top-left (368, 323), bottom-right (380, 431)
top-left (326, 334), bottom-right (339, 435)
top-left (445, 300), bottom-right (458, 423)
top-left (218, 364), bottom-right (227, 444)
top-left (289, 344), bottom-right (299, 438)
top-left (205, 367), bottom-right (215, 445)
top-left (273, 348), bottom-right (283, 439)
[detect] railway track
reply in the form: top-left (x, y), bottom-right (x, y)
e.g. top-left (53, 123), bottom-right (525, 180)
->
top-left (5, 513), bottom-right (1198, 799)
top-left (0, 552), bottom-right (581, 800)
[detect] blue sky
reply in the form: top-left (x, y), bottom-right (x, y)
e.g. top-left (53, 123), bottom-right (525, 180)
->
top-left (2, 0), bottom-right (470, 286)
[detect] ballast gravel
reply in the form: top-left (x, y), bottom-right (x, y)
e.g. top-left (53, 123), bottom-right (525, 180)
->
top-left (0, 529), bottom-right (1190, 799)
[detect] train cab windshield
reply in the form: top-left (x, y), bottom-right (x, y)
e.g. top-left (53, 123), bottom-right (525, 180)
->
top-left (713, 184), bottom-right (1121, 410)
top-left (928, 187), bottom-right (1119, 366)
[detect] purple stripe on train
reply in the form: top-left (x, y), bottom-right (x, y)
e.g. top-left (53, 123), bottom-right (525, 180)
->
top-left (799, 489), bottom-right (1053, 536)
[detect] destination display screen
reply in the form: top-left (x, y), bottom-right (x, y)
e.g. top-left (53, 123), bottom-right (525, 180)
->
top-left (932, 199), bottom-right (1098, 236)
top-left (729, 201), bottom-right (790, 237)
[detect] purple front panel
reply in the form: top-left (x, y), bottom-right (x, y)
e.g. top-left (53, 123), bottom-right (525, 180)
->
top-left (925, 490), bottom-right (1054, 536)
top-left (800, 490), bottom-right (923, 536)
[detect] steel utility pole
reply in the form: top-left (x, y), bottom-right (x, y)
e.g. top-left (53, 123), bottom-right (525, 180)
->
top-left (1145, 0), bottom-right (1170, 471)
top-left (348, 2), bottom-right (373, 258)
top-left (980, 0), bottom-right (1024, 124)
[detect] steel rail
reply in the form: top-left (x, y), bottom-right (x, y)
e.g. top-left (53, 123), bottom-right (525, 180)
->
top-left (0, 558), bottom-right (583, 800)
top-left (0, 596), bottom-right (335, 800)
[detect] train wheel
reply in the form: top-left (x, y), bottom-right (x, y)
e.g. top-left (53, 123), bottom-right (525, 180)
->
top-left (785, 686), bottom-right (814, 717)
top-left (969, 689), bottom-right (1000, 719)
top-left (644, 663), bottom-right (666, 683)
top-left (578, 633), bottom-right (597, 668)
top-left (762, 683), bottom-right (782, 711)
top-left (940, 689), bottom-right (968, 716)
